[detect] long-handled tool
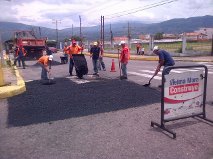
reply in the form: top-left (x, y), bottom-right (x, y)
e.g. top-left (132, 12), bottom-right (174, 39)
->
top-left (143, 67), bottom-right (160, 87)
top-left (143, 75), bottom-right (155, 87)
top-left (117, 49), bottom-right (121, 79)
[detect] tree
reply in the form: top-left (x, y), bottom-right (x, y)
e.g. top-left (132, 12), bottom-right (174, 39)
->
top-left (70, 35), bottom-right (82, 41)
top-left (154, 32), bottom-right (163, 40)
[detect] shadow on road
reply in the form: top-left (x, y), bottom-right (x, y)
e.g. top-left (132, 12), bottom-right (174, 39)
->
top-left (7, 78), bottom-right (161, 127)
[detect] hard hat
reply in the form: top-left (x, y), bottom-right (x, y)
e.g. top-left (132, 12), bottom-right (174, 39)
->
top-left (93, 42), bottom-right (97, 46)
top-left (49, 55), bottom-right (53, 61)
top-left (119, 41), bottom-right (125, 45)
top-left (153, 46), bottom-right (159, 51)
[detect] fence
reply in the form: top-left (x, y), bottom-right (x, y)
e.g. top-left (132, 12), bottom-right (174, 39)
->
top-left (103, 35), bottom-right (213, 56)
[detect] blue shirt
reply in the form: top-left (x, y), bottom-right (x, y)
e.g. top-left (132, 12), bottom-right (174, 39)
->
top-left (90, 46), bottom-right (100, 60)
top-left (158, 50), bottom-right (175, 66)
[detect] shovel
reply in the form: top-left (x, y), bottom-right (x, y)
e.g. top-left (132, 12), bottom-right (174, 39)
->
top-left (143, 75), bottom-right (155, 87)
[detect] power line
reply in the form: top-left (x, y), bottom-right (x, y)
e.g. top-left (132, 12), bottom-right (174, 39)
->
top-left (105, 0), bottom-right (172, 17)
top-left (106, 0), bottom-right (179, 19)
top-left (82, 1), bottom-right (121, 15)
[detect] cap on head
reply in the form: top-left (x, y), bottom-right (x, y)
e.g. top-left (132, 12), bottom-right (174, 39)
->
top-left (119, 41), bottom-right (125, 45)
top-left (93, 42), bottom-right (97, 46)
top-left (153, 46), bottom-right (159, 51)
top-left (48, 55), bottom-right (53, 61)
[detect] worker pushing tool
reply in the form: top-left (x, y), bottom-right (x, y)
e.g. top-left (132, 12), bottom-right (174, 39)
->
top-left (65, 40), bottom-right (83, 76)
top-left (144, 46), bottom-right (175, 87)
top-left (37, 54), bottom-right (53, 81)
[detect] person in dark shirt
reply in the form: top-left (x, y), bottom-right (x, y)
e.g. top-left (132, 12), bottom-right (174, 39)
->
top-left (90, 42), bottom-right (100, 76)
top-left (153, 45), bottom-right (175, 76)
top-left (148, 46), bottom-right (175, 87)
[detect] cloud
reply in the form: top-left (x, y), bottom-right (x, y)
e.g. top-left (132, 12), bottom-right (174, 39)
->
top-left (0, 0), bottom-right (212, 29)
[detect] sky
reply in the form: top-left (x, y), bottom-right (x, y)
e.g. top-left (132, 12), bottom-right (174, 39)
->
top-left (0, 0), bottom-right (213, 30)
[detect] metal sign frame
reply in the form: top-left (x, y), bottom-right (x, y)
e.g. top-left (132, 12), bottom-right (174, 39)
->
top-left (151, 65), bottom-right (213, 139)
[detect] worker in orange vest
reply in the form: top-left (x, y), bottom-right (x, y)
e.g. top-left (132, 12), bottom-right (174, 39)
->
top-left (13, 44), bottom-right (27, 69)
top-left (136, 43), bottom-right (141, 55)
top-left (119, 41), bottom-right (130, 80)
top-left (65, 40), bottom-right (83, 76)
top-left (37, 55), bottom-right (53, 80)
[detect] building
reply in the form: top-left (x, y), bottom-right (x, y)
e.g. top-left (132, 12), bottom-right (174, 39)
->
top-left (181, 32), bottom-right (208, 41)
top-left (113, 36), bottom-right (128, 44)
top-left (163, 33), bottom-right (179, 39)
top-left (195, 28), bottom-right (213, 39)
top-left (139, 34), bottom-right (150, 40)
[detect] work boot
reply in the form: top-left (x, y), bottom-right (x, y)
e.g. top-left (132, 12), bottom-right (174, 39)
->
top-left (120, 76), bottom-right (127, 80)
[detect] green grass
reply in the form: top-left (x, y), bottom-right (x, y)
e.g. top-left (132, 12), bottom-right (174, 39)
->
top-left (104, 40), bottom-right (212, 53)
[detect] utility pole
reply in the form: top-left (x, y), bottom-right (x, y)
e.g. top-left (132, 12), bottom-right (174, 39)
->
top-left (127, 22), bottom-right (131, 47)
top-left (110, 23), bottom-right (113, 48)
top-left (100, 15), bottom-right (105, 49)
top-left (72, 24), bottom-right (74, 37)
top-left (79, 16), bottom-right (82, 40)
top-left (38, 27), bottom-right (41, 38)
top-left (101, 16), bottom-right (102, 45)
top-left (103, 16), bottom-right (105, 49)
top-left (79, 15), bottom-right (83, 53)
top-left (52, 19), bottom-right (61, 48)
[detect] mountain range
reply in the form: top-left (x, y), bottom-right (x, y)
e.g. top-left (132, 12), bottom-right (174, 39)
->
top-left (0, 15), bottom-right (213, 42)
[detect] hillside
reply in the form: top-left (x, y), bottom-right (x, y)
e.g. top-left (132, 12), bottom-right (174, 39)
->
top-left (0, 15), bottom-right (213, 42)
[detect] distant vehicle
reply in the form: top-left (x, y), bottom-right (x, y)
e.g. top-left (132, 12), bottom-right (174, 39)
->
top-left (48, 47), bottom-right (57, 53)
top-left (46, 40), bottom-right (58, 53)
top-left (5, 30), bottom-right (46, 59)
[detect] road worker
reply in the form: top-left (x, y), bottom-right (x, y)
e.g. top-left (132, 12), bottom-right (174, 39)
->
top-left (13, 44), bottom-right (27, 69)
top-left (65, 40), bottom-right (83, 76)
top-left (37, 55), bottom-right (53, 80)
top-left (119, 41), bottom-right (130, 80)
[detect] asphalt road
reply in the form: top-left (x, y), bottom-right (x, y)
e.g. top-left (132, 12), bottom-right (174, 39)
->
top-left (0, 52), bottom-right (213, 159)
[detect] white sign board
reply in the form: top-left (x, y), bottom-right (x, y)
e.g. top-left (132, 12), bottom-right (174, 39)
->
top-left (164, 70), bottom-right (204, 120)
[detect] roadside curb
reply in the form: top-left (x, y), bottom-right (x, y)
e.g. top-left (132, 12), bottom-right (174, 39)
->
top-left (83, 52), bottom-right (159, 61)
top-left (83, 52), bottom-right (213, 62)
top-left (0, 66), bottom-right (26, 99)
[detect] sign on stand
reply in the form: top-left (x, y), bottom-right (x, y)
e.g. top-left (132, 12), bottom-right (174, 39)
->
top-left (151, 65), bottom-right (213, 139)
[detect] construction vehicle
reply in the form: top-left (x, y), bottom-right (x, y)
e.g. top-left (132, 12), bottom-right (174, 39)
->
top-left (15, 30), bottom-right (46, 59)
top-left (5, 30), bottom-right (46, 59)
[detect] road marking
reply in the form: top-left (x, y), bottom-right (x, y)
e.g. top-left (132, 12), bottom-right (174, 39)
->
top-left (25, 80), bottom-right (34, 83)
top-left (128, 71), bottom-right (161, 80)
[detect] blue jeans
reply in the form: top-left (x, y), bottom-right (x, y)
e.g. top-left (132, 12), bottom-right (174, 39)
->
top-left (121, 63), bottom-right (127, 77)
top-left (164, 65), bottom-right (174, 75)
top-left (92, 59), bottom-right (98, 74)
top-left (14, 55), bottom-right (25, 68)
top-left (98, 57), bottom-right (106, 70)
top-left (41, 65), bottom-right (48, 80)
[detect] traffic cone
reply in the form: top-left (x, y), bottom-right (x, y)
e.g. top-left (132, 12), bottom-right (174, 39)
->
top-left (110, 59), bottom-right (116, 72)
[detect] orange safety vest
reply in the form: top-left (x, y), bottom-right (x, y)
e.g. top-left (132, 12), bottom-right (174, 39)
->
top-left (16, 47), bottom-right (26, 56)
top-left (66, 45), bottom-right (82, 58)
top-left (120, 46), bottom-right (130, 63)
top-left (63, 46), bottom-right (70, 54)
top-left (38, 55), bottom-right (49, 66)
